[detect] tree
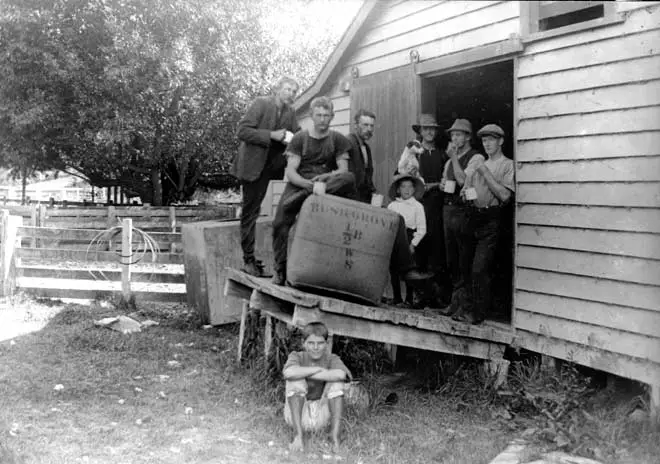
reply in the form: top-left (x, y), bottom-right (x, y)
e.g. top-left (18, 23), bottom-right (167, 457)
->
top-left (0, 0), bottom-right (352, 205)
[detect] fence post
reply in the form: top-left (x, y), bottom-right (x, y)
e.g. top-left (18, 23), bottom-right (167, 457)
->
top-left (107, 205), bottom-right (116, 228)
top-left (121, 218), bottom-right (133, 301)
top-left (36, 204), bottom-right (46, 248)
top-left (169, 206), bottom-right (176, 233)
top-left (0, 210), bottom-right (22, 297)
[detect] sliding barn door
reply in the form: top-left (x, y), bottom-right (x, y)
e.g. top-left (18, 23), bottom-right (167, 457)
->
top-left (350, 65), bottom-right (419, 196)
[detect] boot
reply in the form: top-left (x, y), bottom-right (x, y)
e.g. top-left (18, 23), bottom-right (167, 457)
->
top-left (271, 270), bottom-right (286, 286)
top-left (242, 259), bottom-right (272, 278)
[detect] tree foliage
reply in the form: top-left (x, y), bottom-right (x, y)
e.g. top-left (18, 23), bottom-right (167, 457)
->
top-left (0, 0), bottom-right (351, 204)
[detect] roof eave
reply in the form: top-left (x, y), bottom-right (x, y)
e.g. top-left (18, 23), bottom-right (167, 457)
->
top-left (294, 0), bottom-right (381, 115)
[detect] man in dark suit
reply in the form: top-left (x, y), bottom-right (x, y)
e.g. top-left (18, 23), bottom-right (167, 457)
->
top-left (347, 109), bottom-right (376, 204)
top-left (230, 77), bottom-right (300, 277)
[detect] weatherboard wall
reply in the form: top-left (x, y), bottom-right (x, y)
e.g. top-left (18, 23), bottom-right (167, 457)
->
top-left (514, 2), bottom-right (660, 388)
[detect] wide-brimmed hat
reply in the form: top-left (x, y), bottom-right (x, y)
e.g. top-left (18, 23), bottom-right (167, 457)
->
top-left (446, 118), bottom-right (472, 135)
top-left (412, 114), bottom-right (440, 134)
top-left (477, 124), bottom-right (505, 138)
top-left (388, 173), bottom-right (425, 201)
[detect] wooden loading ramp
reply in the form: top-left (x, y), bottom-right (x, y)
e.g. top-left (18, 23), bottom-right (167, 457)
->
top-left (225, 268), bottom-right (513, 380)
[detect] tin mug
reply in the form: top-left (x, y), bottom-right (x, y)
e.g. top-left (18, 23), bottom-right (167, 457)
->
top-left (370, 193), bottom-right (384, 207)
top-left (313, 182), bottom-right (326, 195)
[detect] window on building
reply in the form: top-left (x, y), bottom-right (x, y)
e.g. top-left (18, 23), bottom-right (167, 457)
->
top-left (522, 1), bottom-right (616, 37)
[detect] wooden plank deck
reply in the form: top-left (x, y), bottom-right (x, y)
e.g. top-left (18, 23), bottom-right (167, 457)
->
top-left (225, 268), bottom-right (513, 362)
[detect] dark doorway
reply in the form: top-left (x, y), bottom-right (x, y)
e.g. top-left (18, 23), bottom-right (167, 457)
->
top-left (422, 59), bottom-right (515, 323)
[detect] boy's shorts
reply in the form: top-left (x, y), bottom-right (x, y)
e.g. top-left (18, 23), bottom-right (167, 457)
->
top-left (283, 380), bottom-right (344, 432)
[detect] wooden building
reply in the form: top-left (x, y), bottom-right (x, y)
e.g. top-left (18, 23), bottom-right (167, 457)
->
top-left (293, 1), bottom-right (660, 408)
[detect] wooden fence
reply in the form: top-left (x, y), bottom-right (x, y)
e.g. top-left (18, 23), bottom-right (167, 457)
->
top-left (0, 203), bottom-right (239, 232)
top-left (0, 204), bottom-right (239, 303)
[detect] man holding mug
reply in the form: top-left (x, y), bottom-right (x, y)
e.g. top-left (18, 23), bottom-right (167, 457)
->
top-left (438, 118), bottom-right (482, 319)
top-left (412, 114), bottom-right (450, 307)
top-left (454, 124), bottom-right (514, 324)
top-left (231, 76), bottom-right (300, 278)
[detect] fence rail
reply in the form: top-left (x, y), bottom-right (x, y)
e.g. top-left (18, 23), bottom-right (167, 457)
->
top-left (1, 204), bottom-right (240, 232)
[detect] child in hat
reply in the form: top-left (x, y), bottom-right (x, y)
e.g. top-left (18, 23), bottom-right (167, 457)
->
top-left (387, 174), bottom-right (426, 307)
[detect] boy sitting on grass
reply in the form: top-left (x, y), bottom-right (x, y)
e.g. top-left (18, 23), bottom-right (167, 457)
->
top-left (283, 322), bottom-right (352, 453)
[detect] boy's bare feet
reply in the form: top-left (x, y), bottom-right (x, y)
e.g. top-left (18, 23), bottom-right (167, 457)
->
top-left (289, 435), bottom-right (304, 452)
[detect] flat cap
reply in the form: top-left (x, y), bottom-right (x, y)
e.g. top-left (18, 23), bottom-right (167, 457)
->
top-left (477, 124), bottom-right (505, 138)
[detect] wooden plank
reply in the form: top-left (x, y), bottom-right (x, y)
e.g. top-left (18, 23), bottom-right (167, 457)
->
top-left (317, 296), bottom-right (513, 344)
top-left (226, 269), bottom-right (513, 344)
top-left (346, 18), bottom-right (520, 77)
top-left (237, 301), bottom-right (249, 362)
top-left (517, 245), bottom-right (660, 286)
top-left (517, 204), bottom-right (660, 233)
top-left (516, 268), bottom-right (660, 312)
top-left (292, 305), bottom-right (506, 361)
top-left (264, 315), bottom-right (273, 358)
top-left (41, 207), bottom-right (236, 219)
top-left (518, 157), bottom-right (660, 182)
top-left (362, 1), bottom-right (501, 47)
top-left (0, 212), bottom-right (21, 296)
top-left (18, 266), bottom-right (184, 283)
top-left (226, 268), bottom-right (320, 308)
top-left (15, 247), bottom-right (183, 264)
top-left (332, 95), bottom-right (351, 112)
top-left (18, 286), bottom-right (186, 303)
top-left (17, 227), bottom-right (106, 241)
top-left (369, 0), bottom-right (441, 28)
top-left (518, 107), bottom-right (660, 140)
top-left (517, 225), bottom-right (660, 259)
top-left (517, 182), bottom-right (660, 208)
top-left (348, 1), bottom-right (517, 66)
top-left (417, 38), bottom-right (523, 76)
top-left (516, 290), bottom-right (660, 338)
top-left (16, 276), bottom-right (185, 292)
top-left (517, 55), bottom-right (660, 99)
top-left (616, 1), bottom-right (660, 13)
top-left (519, 28), bottom-right (660, 77)
top-left (523, 3), bottom-right (660, 55)
top-left (515, 329), bottom-right (660, 386)
top-left (250, 289), bottom-right (294, 315)
top-left (516, 309), bottom-right (660, 363)
top-left (651, 384), bottom-right (660, 422)
top-left (332, 109), bottom-right (350, 126)
top-left (519, 80), bottom-right (660, 119)
top-left (224, 278), bottom-right (253, 302)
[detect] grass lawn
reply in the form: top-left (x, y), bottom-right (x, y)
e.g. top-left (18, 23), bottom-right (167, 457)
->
top-left (1, 298), bottom-right (658, 464)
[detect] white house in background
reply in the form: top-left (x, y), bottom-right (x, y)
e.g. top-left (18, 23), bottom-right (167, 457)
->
top-left (0, 175), bottom-right (135, 203)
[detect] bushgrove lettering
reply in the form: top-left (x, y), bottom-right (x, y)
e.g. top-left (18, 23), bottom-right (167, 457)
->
top-left (310, 201), bottom-right (397, 231)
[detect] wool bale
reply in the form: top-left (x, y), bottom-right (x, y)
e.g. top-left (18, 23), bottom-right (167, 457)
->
top-left (287, 194), bottom-right (399, 304)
